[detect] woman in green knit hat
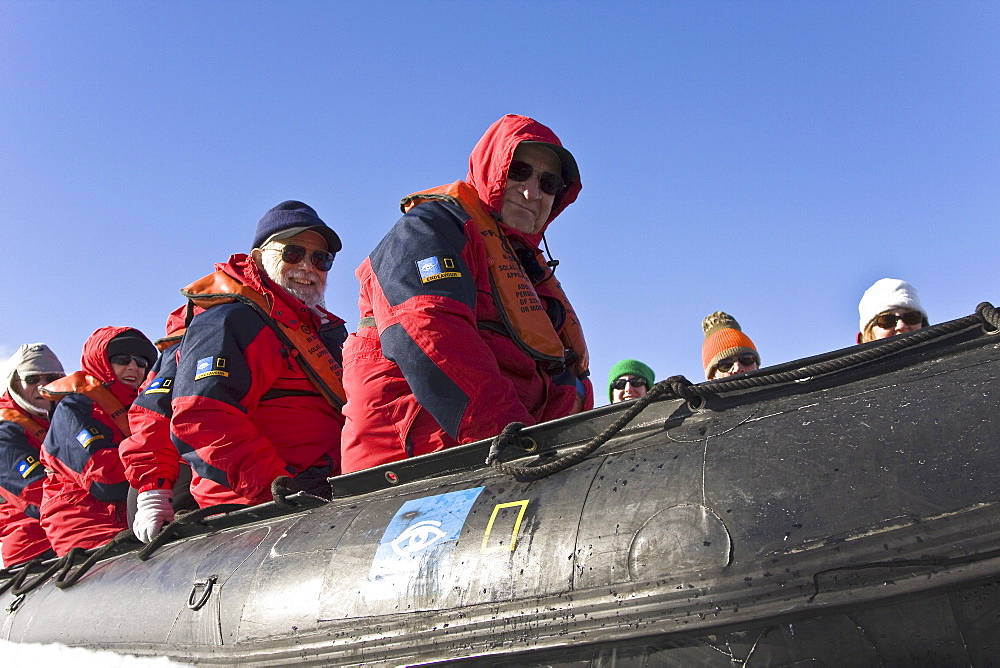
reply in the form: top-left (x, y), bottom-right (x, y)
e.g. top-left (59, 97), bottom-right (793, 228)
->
top-left (607, 359), bottom-right (655, 404)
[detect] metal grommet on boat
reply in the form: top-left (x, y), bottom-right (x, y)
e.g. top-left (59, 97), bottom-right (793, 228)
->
top-left (385, 471), bottom-right (399, 484)
top-left (6, 593), bottom-right (25, 613)
top-left (686, 396), bottom-right (705, 411)
top-left (982, 322), bottom-right (1000, 336)
top-left (519, 436), bottom-right (538, 453)
top-left (187, 575), bottom-right (217, 611)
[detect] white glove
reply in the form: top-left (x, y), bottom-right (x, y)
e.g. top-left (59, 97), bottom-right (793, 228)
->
top-left (133, 489), bottom-right (175, 543)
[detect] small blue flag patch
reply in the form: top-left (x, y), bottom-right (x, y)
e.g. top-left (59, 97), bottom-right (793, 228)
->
top-left (144, 377), bottom-right (173, 394)
top-left (416, 256), bottom-right (461, 283)
top-left (76, 427), bottom-right (104, 448)
top-left (17, 456), bottom-right (40, 478)
top-left (195, 356), bottom-right (228, 380)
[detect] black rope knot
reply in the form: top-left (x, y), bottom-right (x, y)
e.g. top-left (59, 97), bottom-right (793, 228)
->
top-left (977, 302), bottom-right (1000, 331)
top-left (271, 475), bottom-right (300, 508)
top-left (660, 375), bottom-right (698, 401)
top-left (486, 422), bottom-right (528, 467)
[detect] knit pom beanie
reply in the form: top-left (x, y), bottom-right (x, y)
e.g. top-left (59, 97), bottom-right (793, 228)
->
top-left (607, 359), bottom-right (655, 402)
top-left (701, 312), bottom-right (759, 379)
top-left (858, 278), bottom-right (928, 334)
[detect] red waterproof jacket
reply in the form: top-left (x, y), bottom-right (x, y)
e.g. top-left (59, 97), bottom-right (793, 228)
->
top-left (39, 327), bottom-right (144, 555)
top-left (0, 392), bottom-right (52, 566)
top-left (340, 115), bottom-right (593, 473)
top-left (120, 342), bottom-right (182, 493)
top-left (170, 255), bottom-right (347, 507)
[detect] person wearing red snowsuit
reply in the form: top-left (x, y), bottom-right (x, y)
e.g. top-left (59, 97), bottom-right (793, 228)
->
top-left (0, 344), bottom-right (64, 566)
top-left (120, 306), bottom-right (196, 542)
top-left (120, 306), bottom-right (192, 496)
top-left (39, 327), bottom-right (156, 556)
top-left (340, 114), bottom-right (593, 473)
top-left (170, 248), bottom-right (347, 508)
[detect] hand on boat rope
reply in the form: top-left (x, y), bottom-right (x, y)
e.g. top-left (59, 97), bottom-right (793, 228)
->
top-left (133, 489), bottom-right (175, 543)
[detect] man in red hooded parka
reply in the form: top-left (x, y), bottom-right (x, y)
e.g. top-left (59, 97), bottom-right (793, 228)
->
top-left (340, 114), bottom-right (593, 473)
top-left (39, 327), bottom-right (156, 555)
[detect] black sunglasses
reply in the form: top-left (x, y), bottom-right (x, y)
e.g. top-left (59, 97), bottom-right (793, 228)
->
top-left (270, 244), bottom-right (334, 272)
top-left (873, 311), bottom-right (923, 329)
top-left (109, 354), bottom-right (151, 369)
top-left (715, 353), bottom-right (758, 373)
top-left (611, 377), bottom-right (648, 390)
top-left (508, 160), bottom-right (566, 197)
top-left (23, 373), bottom-right (63, 386)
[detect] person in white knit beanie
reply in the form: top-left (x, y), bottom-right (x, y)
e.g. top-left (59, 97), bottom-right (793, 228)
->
top-left (857, 278), bottom-right (929, 344)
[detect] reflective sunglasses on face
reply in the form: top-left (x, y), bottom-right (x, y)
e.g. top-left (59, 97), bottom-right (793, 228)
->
top-left (873, 311), bottom-right (923, 329)
top-left (23, 373), bottom-right (63, 386)
top-left (109, 354), bottom-right (151, 369)
top-left (508, 160), bottom-right (566, 197)
top-left (715, 353), bottom-right (758, 373)
top-left (612, 377), bottom-right (648, 390)
top-left (270, 244), bottom-right (335, 272)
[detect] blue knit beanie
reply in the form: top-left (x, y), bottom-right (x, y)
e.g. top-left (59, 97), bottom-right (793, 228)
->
top-left (252, 200), bottom-right (342, 253)
top-left (607, 359), bottom-right (655, 402)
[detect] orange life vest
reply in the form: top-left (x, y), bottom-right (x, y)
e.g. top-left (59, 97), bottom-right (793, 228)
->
top-left (401, 181), bottom-right (589, 377)
top-left (181, 269), bottom-right (347, 409)
top-left (38, 373), bottom-right (132, 438)
top-left (0, 408), bottom-right (48, 444)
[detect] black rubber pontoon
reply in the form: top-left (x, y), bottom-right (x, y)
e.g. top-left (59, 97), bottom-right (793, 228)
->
top-left (2, 305), bottom-right (1000, 666)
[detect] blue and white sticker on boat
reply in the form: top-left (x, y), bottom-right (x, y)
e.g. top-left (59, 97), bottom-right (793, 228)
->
top-left (367, 487), bottom-right (485, 599)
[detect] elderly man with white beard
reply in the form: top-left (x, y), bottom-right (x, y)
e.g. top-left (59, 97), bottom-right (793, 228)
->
top-left (168, 201), bottom-right (348, 508)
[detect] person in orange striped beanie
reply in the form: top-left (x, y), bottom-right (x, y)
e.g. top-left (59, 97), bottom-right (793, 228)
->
top-left (702, 311), bottom-right (760, 380)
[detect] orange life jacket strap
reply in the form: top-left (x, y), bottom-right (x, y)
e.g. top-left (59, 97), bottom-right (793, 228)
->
top-left (0, 408), bottom-right (48, 443)
top-left (180, 271), bottom-right (347, 409)
top-left (401, 181), bottom-right (589, 375)
top-left (38, 372), bottom-right (132, 437)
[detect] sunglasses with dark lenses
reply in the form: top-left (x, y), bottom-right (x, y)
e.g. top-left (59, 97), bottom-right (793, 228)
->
top-left (23, 373), bottom-right (63, 386)
top-left (272, 244), bottom-right (335, 272)
top-left (715, 353), bottom-right (758, 373)
top-left (109, 354), bottom-right (151, 369)
top-left (508, 160), bottom-right (566, 197)
top-left (612, 377), bottom-right (648, 390)
top-left (873, 311), bottom-right (923, 329)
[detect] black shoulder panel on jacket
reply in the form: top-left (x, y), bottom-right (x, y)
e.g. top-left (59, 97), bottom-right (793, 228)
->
top-left (173, 303), bottom-right (264, 412)
top-left (381, 322), bottom-right (468, 439)
top-left (370, 200), bottom-right (476, 310)
top-left (133, 343), bottom-right (179, 417)
top-left (44, 394), bottom-right (113, 475)
top-left (0, 420), bottom-right (44, 497)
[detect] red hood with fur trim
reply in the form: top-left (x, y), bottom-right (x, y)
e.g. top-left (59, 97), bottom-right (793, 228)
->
top-left (465, 114), bottom-right (581, 242)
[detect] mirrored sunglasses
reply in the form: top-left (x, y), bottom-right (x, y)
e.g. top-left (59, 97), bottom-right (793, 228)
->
top-left (715, 353), bottom-right (758, 373)
top-left (873, 311), bottom-right (923, 329)
top-left (612, 377), bottom-right (648, 390)
top-left (270, 244), bottom-right (334, 272)
top-left (23, 373), bottom-right (63, 386)
top-left (109, 354), bottom-right (151, 369)
top-left (508, 160), bottom-right (566, 197)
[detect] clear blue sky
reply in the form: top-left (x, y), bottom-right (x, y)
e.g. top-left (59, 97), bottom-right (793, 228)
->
top-left (2, 1), bottom-right (998, 404)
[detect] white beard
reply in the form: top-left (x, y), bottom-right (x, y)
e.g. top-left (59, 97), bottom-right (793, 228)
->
top-left (261, 252), bottom-right (327, 310)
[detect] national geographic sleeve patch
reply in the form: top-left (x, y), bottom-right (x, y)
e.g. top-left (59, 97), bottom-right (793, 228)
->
top-left (144, 377), bottom-right (173, 394)
top-left (76, 427), bottom-right (104, 448)
top-left (17, 456), bottom-right (41, 478)
top-left (195, 356), bottom-right (229, 380)
top-left (416, 256), bottom-right (462, 283)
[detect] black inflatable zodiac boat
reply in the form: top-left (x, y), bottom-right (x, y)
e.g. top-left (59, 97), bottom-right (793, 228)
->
top-left (3, 304), bottom-right (1000, 666)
